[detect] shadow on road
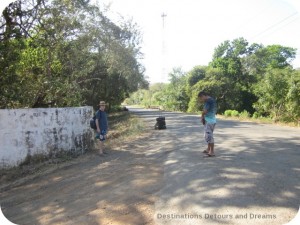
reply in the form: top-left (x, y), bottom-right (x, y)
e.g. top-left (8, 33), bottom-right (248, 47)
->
top-left (131, 108), bottom-right (300, 225)
top-left (1, 108), bottom-right (299, 225)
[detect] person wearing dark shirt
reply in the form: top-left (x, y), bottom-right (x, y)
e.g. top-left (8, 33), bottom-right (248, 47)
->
top-left (95, 101), bottom-right (108, 156)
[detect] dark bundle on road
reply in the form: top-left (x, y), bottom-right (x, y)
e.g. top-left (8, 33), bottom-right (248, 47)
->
top-left (155, 116), bottom-right (166, 130)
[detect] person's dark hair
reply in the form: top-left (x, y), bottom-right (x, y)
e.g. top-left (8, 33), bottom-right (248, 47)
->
top-left (198, 91), bottom-right (208, 97)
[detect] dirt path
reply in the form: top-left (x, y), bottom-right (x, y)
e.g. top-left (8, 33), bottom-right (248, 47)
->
top-left (1, 122), bottom-right (168, 225)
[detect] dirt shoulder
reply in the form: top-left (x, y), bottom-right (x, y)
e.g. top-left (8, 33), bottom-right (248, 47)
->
top-left (0, 113), bottom-right (166, 225)
top-left (3, 108), bottom-right (299, 225)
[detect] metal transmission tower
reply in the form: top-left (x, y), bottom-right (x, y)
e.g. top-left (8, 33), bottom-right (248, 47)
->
top-left (161, 12), bottom-right (167, 82)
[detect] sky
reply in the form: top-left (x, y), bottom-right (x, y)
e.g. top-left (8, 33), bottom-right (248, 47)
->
top-left (1, 0), bottom-right (300, 84)
top-left (97, 0), bottom-right (300, 83)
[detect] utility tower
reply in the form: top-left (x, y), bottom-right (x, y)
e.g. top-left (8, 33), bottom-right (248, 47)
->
top-left (161, 12), bottom-right (167, 82)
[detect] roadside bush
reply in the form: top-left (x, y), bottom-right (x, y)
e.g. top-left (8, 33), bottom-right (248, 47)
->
top-left (231, 110), bottom-right (239, 117)
top-left (239, 110), bottom-right (250, 119)
top-left (252, 112), bottom-right (259, 119)
top-left (224, 110), bottom-right (232, 117)
top-left (224, 110), bottom-right (239, 117)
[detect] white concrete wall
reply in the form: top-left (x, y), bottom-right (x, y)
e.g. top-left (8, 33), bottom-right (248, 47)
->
top-left (0, 107), bottom-right (94, 168)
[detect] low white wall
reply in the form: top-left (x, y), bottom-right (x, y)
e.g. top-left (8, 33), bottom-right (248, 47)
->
top-left (0, 107), bottom-right (94, 168)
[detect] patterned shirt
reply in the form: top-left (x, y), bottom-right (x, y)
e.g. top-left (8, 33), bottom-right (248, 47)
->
top-left (204, 97), bottom-right (217, 124)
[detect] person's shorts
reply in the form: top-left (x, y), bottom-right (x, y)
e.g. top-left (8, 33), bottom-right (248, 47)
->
top-left (204, 123), bottom-right (216, 144)
top-left (95, 130), bottom-right (107, 141)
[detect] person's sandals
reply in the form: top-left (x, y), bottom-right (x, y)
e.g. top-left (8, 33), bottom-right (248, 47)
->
top-left (203, 150), bottom-right (209, 154)
top-left (203, 153), bottom-right (215, 157)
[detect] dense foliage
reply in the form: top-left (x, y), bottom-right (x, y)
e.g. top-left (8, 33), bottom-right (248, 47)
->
top-left (126, 38), bottom-right (300, 123)
top-left (0, 0), bottom-right (148, 109)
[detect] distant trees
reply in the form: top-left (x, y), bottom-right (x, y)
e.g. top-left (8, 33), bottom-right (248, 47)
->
top-left (254, 68), bottom-right (300, 122)
top-left (0, 0), bottom-right (148, 109)
top-left (127, 38), bottom-right (299, 123)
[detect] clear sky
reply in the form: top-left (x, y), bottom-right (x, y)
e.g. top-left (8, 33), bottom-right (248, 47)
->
top-left (1, 0), bottom-right (300, 83)
top-left (99, 0), bottom-right (300, 83)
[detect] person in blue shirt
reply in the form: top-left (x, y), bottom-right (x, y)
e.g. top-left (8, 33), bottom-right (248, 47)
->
top-left (198, 91), bottom-right (217, 157)
top-left (95, 101), bottom-right (109, 156)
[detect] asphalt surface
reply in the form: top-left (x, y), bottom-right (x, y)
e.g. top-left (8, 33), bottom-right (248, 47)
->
top-left (129, 107), bottom-right (300, 225)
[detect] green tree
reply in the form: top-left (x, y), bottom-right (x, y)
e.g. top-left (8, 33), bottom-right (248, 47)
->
top-left (209, 38), bottom-right (255, 113)
top-left (254, 68), bottom-right (299, 122)
top-left (158, 68), bottom-right (189, 111)
top-left (187, 67), bottom-right (225, 113)
top-left (242, 44), bottom-right (296, 78)
top-left (0, 0), bottom-right (147, 109)
top-left (286, 69), bottom-right (300, 122)
top-left (185, 65), bottom-right (207, 100)
top-left (209, 38), bottom-right (296, 114)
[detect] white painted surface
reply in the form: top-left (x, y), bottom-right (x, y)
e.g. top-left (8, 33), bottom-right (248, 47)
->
top-left (0, 107), bottom-right (94, 168)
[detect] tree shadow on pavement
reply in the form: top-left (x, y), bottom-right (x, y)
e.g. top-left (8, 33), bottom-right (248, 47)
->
top-left (2, 109), bottom-right (298, 225)
top-left (148, 111), bottom-right (300, 225)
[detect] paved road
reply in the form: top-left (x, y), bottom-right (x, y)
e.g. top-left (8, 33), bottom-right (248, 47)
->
top-left (129, 107), bottom-right (300, 225)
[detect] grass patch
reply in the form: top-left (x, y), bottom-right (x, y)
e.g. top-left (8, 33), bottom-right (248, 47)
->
top-left (108, 111), bottom-right (145, 140)
top-left (221, 110), bottom-right (300, 127)
top-left (218, 114), bottom-right (300, 127)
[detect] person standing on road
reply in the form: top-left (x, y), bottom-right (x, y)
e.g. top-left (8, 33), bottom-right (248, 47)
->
top-left (198, 91), bottom-right (217, 157)
top-left (95, 101), bottom-right (109, 156)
